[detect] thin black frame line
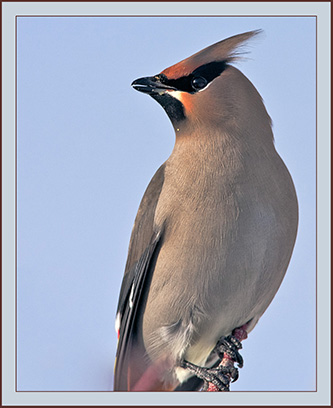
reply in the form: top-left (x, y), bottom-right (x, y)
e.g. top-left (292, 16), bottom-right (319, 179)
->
top-left (15, 14), bottom-right (318, 17)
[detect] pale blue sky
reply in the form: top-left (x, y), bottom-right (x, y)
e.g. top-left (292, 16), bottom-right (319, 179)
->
top-left (17, 16), bottom-right (316, 392)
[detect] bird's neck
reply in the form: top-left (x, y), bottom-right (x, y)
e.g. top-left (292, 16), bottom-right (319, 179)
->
top-left (165, 126), bottom-right (277, 200)
top-left (154, 129), bottom-right (245, 233)
top-left (170, 129), bottom-right (244, 176)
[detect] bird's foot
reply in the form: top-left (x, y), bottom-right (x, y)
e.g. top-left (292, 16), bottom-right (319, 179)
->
top-left (180, 359), bottom-right (237, 391)
top-left (180, 324), bottom-right (248, 392)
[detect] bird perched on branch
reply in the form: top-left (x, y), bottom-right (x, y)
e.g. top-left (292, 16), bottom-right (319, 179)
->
top-left (114, 30), bottom-right (298, 392)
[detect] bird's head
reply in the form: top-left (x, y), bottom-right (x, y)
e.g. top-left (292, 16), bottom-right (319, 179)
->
top-left (132, 30), bottom-right (272, 140)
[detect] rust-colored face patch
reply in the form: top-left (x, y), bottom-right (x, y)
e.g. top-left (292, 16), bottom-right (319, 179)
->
top-left (175, 92), bottom-right (193, 113)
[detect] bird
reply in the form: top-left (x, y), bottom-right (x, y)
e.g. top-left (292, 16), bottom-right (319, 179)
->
top-left (113, 30), bottom-right (298, 392)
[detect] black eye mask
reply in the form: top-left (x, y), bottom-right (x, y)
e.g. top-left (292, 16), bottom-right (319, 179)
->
top-left (159, 61), bottom-right (228, 94)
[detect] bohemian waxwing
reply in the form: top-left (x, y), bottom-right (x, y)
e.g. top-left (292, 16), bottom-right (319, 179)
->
top-left (114, 30), bottom-right (298, 392)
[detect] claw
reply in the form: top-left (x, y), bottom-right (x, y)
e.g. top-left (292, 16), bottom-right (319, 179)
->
top-left (215, 335), bottom-right (244, 367)
top-left (180, 359), bottom-right (239, 391)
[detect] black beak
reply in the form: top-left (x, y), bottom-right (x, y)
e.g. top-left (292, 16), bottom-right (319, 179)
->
top-left (131, 76), bottom-right (176, 95)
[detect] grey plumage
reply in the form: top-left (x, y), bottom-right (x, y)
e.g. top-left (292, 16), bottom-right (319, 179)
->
top-left (114, 30), bottom-right (298, 391)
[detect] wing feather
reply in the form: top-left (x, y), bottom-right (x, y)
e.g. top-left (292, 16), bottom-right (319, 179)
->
top-left (114, 164), bottom-right (165, 390)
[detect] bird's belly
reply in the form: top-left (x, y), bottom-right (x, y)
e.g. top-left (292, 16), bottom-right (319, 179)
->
top-left (142, 253), bottom-right (260, 384)
top-left (143, 197), bottom-right (292, 369)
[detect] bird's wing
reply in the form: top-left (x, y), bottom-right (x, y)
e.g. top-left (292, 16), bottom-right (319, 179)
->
top-left (114, 164), bottom-right (165, 391)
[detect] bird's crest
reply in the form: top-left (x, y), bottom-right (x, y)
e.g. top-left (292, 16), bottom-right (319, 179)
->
top-left (162, 30), bottom-right (261, 79)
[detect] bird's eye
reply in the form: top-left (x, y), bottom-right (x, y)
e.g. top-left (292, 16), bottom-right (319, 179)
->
top-left (191, 76), bottom-right (208, 90)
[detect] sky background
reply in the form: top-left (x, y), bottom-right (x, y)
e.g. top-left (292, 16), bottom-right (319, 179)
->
top-left (17, 16), bottom-right (316, 392)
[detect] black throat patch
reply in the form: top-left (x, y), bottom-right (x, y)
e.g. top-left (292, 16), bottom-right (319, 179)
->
top-left (151, 93), bottom-right (186, 123)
